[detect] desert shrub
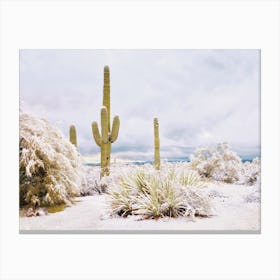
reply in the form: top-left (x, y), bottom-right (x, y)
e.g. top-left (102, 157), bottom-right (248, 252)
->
top-left (80, 166), bottom-right (102, 195)
top-left (244, 177), bottom-right (261, 203)
top-left (240, 158), bottom-right (261, 185)
top-left (107, 163), bottom-right (214, 219)
top-left (80, 164), bottom-right (123, 195)
top-left (20, 113), bottom-right (83, 208)
top-left (190, 143), bottom-right (242, 183)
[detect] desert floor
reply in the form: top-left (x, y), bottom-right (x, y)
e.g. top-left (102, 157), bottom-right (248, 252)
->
top-left (20, 182), bottom-right (260, 233)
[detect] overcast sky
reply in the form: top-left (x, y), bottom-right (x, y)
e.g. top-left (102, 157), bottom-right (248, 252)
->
top-left (20, 49), bottom-right (260, 160)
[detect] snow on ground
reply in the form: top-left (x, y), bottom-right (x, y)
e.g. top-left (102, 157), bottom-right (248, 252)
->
top-left (20, 182), bottom-right (260, 233)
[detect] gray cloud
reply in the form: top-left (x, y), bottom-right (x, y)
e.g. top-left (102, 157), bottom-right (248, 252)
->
top-left (20, 49), bottom-right (260, 159)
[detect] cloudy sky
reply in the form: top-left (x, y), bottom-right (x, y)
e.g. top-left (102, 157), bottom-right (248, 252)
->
top-left (20, 49), bottom-right (260, 160)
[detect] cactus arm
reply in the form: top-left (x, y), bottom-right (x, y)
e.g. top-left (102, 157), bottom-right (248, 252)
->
top-left (154, 118), bottom-right (160, 170)
top-left (110, 115), bottom-right (120, 143)
top-left (101, 106), bottom-right (109, 143)
top-left (91, 121), bottom-right (101, 147)
top-left (69, 125), bottom-right (77, 147)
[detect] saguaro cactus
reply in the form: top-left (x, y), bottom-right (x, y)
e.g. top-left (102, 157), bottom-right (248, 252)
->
top-left (154, 118), bottom-right (160, 170)
top-left (92, 66), bottom-right (120, 177)
top-left (69, 125), bottom-right (77, 148)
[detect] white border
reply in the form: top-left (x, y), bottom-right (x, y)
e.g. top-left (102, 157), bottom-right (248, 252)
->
top-left (1, 1), bottom-right (279, 280)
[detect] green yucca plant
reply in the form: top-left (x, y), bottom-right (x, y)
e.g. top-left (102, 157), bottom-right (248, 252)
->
top-left (109, 182), bottom-right (135, 217)
top-left (107, 163), bottom-right (213, 219)
top-left (136, 190), bottom-right (162, 218)
top-left (179, 170), bottom-right (205, 188)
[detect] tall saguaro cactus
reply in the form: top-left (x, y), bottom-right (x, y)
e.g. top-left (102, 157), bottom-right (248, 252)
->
top-left (92, 66), bottom-right (120, 177)
top-left (154, 118), bottom-right (160, 170)
top-left (69, 125), bottom-right (77, 148)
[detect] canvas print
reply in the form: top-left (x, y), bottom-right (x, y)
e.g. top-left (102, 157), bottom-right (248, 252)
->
top-left (19, 50), bottom-right (261, 233)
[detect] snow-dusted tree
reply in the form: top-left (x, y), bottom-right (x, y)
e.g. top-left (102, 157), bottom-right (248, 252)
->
top-left (19, 113), bottom-right (83, 208)
top-left (190, 143), bottom-right (242, 183)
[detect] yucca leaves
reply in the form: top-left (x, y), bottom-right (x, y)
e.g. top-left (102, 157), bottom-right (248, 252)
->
top-left (107, 163), bottom-right (213, 219)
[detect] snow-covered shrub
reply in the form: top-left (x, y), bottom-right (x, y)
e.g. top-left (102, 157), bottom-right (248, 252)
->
top-left (80, 166), bottom-right (101, 195)
top-left (190, 143), bottom-right (242, 183)
top-left (107, 163), bottom-right (214, 219)
top-left (240, 158), bottom-right (261, 185)
top-left (244, 177), bottom-right (261, 203)
top-left (20, 113), bottom-right (83, 208)
top-left (80, 164), bottom-right (124, 195)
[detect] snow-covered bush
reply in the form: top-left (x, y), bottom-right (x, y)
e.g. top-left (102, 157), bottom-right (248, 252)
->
top-left (80, 166), bottom-right (101, 195)
top-left (240, 158), bottom-right (261, 185)
top-left (80, 164), bottom-right (124, 195)
top-left (244, 177), bottom-right (261, 203)
top-left (107, 163), bottom-right (214, 219)
top-left (190, 143), bottom-right (242, 183)
top-left (20, 113), bottom-right (83, 208)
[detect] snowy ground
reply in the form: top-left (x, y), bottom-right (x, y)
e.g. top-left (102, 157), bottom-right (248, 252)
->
top-left (20, 182), bottom-right (260, 233)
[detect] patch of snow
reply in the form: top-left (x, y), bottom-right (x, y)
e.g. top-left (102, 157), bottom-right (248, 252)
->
top-left (20, 182), bottom-right (260, 232)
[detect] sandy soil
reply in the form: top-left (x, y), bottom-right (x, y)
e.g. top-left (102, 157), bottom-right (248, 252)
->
top-left (20, 183), bottom-right (260, 233)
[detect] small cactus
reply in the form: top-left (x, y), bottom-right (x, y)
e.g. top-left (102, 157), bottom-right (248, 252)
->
top-left (154, 118), bottom-right (160, 170)
top-left (69, 125), bottom-right (77, 148)
top-left (92, 66), bottom-right (120, 177)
